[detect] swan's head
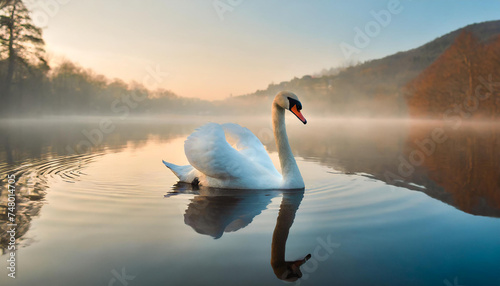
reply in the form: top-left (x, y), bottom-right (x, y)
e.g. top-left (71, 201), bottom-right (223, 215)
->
top-left (274, 91), bottom-right (307, 124)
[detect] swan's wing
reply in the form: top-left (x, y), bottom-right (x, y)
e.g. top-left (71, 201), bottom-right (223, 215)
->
top-left (221, 123), bottom-right (280, 176)
top-left (185, 123), bottom-right (272, 180)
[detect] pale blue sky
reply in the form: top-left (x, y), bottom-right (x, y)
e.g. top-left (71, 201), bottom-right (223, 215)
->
top-left (30, 0), bottom-right (500, 100)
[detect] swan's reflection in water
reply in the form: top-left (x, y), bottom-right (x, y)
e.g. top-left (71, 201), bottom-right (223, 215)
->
top-left (271, 190), bottom-right (311, 281)
top-left (166, 183), bottom-right (311, 282)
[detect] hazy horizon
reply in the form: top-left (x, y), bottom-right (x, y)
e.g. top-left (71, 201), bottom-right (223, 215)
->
top-left (2, 2), bottom-right (500, 284)
top-left (28, 0), bottom-right (500, 100)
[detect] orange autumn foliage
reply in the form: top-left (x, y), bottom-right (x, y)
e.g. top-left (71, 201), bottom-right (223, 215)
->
top-left (407, 31), bottom-right (500, 119)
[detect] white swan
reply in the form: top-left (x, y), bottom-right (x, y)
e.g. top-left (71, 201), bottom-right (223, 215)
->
top-left (162, 91), bottom-right (307, 189)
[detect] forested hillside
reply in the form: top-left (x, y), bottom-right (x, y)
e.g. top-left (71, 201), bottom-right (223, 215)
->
top-left (1, 0), bottom-right (499, 118)
top-left (407, 31), bottom-right (500, 118)
top-left (233, 20), bottom-right (500, 117)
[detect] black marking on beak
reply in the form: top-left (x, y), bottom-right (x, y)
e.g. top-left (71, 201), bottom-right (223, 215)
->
top-left (287, 97), bottom-right (302, 111)
top-left (288, 97), bottom-right (307, 124)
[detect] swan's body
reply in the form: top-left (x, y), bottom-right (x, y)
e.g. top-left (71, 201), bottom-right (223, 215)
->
top-left (163, 91), bottom-right (307, 189)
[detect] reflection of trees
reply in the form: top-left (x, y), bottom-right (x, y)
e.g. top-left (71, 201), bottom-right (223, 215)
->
top-left (256, 121), bottom-right (410, 185)
top-left (403, 29), bottom-right (500, 215)
top-left (0, 145), bottom-right (105, 252)
top-left (0, 121), bottom-right (195, 253)
top-left (0, 168), bottom-right (46, 253)
top-left (2, 118), bottom-right (499, 254)
top-left (0, 120), bottom-right (196, 163)
top-left (407, 124), bottom-right (500, 217)
top-left (251, 120), bottom-right (500, 217)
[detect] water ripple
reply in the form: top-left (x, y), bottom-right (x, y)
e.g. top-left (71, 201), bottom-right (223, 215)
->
top-left (0, 152), bottom-right (104, 252)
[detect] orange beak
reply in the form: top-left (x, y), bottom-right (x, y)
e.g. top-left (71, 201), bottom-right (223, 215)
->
top-left (291, 105), bottom-right (307, 124)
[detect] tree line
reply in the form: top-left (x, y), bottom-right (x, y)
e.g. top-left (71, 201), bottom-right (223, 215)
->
top-left (1, 1), bottom-right (499, 118)
top-left (407, 31), bottom-right (500, 119)
top-left (0, 0), bottom-right (213, 117)
top-left (235, 21), bottom-right (500, 118)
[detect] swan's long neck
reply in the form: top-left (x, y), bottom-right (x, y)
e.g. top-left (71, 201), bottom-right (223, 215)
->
top-left (272, 103), bottom-right (304, 188)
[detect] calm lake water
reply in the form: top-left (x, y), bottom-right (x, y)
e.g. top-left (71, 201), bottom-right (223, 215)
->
top-left (1, 117), bottom-right (499, 286)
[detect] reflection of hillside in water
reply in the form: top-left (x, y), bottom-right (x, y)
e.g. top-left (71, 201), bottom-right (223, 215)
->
top-left (0, 155), bottom-right (95, 253)
top-left (1, 118), bottom-right (498, 253)
top-left (268, 120), bottom-right (500, 217)
top-left (0, 120), bottom-right (196, 163)
top-left (0, 120), bottom-right (195, 253)
top-left (407, 123), bottom-right (500, 217)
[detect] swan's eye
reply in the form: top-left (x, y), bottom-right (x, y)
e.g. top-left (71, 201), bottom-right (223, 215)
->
top-left (287, 97), bottom-right (302, 111)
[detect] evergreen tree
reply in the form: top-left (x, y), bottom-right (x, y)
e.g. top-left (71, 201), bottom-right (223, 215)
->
top-left (0, 0), bottom-right (47, 111)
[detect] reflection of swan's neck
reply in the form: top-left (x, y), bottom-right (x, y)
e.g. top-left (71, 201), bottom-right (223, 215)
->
top-left (271, 191), bottom-right (305, 280)
top-left (271, 194), bottom-right (296, 267)
top-left (272, 103), bottom-right (304, 188)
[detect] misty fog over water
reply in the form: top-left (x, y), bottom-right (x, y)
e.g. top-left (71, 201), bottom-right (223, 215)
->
top-left (1, 117), bottom-right (499, 285)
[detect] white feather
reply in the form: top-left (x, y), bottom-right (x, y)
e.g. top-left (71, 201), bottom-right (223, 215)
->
top-left (163, 91), bottom-right (306, 189)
